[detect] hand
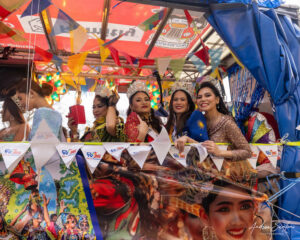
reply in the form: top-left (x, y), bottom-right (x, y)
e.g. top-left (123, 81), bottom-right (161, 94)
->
top-left (174, 136), bottom-right (189, 153)
top-left (202, 140), bottom-right (221, 157)
top-left (67, 116), bottom-right (78, 134)
top-left (42, 193), bottom-right (50, 206)
top-left (137, 115), bottom-right (149, 136)
top-left (108, 93), bottom-right (120, 106)
top-left (60, 200), bottom-right (67, 212)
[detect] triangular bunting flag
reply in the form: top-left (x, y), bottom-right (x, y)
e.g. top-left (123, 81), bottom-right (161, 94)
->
top-left (0, 0), bottom-right (29, 19)
top-left (138, 8), bottom-right (167, 31)
top-left (34, 46), bottom-right (53, 62)
top-left (102, 32), bottom-right (126, 47)
top-left (231, 51), bottom-right (244, 69)
top-left (191, 143), bottom-right (208, 162)
top-left (67, 52), bottom-right (88, 76)
top-left (248, 145), bottom-right (259, 169)
top-left (150, 127), bottom-right (171, 165)
top-left (209, 48), bottom-right (223, 71)
top-left (169, 58), bottom-right (185, 80)
top-left (102, 142), bottom-right (130, 161)
top-left (56, 143), bottom-right (83, 168)
top-left (50, 9), bottom-right (79, 36)
top-left (97, 38), bottom-right (110, 63)
top-left (156, 57), bottom-right (171, 77)
top-left (169, 146), bottom-right (191, 167)
top-left (210, 145), bottom-right (228, 171)
top-left (81, 145), bottom-right (106, 173)
top-left (0, 22), bottom-right (26, 41)
top-left (184, 10), bottom-right (193, 27)
top-left (127, 146), bottom-right (151, 168)
top-left (21, 0), bottom-right (52, 18)
top-left (190, 55), bottom-right (206, 73)
top-left (121, 51), bottom-right (136, 65)
top-left (70, 25), bottom-right (88, 53)
top-left (30, 120), bottom-right (60, 170)
top-left (108, 46), bottom-right (121, 66)
top-left (0, 143), bottom-right (30, 173)
top-left (194, 44), bottom-right (210, 66)
top-left (258, 145), bottom-right (278, 168)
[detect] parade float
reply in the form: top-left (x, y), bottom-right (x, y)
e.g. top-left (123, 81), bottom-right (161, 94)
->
top-left (0, 0), bottom-right (299, 239)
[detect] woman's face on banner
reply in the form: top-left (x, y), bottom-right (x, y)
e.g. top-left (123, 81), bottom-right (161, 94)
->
top-left (207, 186), bottom-right (255, 240)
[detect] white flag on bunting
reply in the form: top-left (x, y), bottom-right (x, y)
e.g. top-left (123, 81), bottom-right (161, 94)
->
top-left (30, 120), bottom-right (60, 170)
top-left (248, 145), bottom-right (259, 169)
top-left (169, 146), bottom-right (191, 167)
top-left (81, 145), bottom-right (106, 173)
top-left (210, 145), bottom-right (228, 171)
top-left (0, 143), bottom-right (31, 173)
top-left (56, 143), bottom-right (84, 168)
top-left (258, 145), bottom-right (278, 168)
top-left (102, 143), bottom-right (130, 161)
top-left (150, 127), bottom-right (172, 165)
top-left (191, 143), bottom-right (208, 162)
top-left (156, 57), bottom-right (171, 76)
top-left (128, 146), bottom-right (152, 168)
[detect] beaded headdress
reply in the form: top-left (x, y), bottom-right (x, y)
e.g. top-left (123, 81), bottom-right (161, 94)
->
top-left (11, 94), bottom-right (26, 113)
top-left (95, 84), bottom-right (113, 98)
top-left (171, 81), bottom-right (195, 98)
top-left (127, 81), bottom-right (149, 100)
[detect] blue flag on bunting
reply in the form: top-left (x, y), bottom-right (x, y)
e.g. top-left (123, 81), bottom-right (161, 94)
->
top-left (21, 0), bottom-right (52, 18)
top-left (209, 48), bottom-right (223, 71)
top-left (190, 55), bottom-right (206, 73)
top-left (50, 9), bottom-right (79, 36)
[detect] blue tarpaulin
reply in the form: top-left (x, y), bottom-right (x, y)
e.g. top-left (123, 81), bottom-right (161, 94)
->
top-left (206, 3), bottom-right (300, 238)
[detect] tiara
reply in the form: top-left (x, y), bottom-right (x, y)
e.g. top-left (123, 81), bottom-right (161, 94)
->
top-left (11, 95), bottom-right (26, 113)
top-left (171, 81), bottom-right (195, 98)
top-left (127, 81), bottom-right (149, 100)
top-left (95, 84), bottom-right (113, 98)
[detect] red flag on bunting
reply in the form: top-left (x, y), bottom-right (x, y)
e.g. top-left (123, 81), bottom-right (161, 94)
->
top-left (194, 38), bottom-right (210, 66)
top-left (108, 46), bottom-right (121, 66)
top-left (34, 46), bottom-right (53, 62)
top-left (184, 10), bottom-right (193, 27)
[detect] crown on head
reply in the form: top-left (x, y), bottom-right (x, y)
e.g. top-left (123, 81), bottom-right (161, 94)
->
top-left (127, 81), bottom-right (149, 100)
top-left (171, 81), bottom-right (195, 98)
top-left (95, 84), bottom-right (113, 98)
top-left (11, 95), bottom-right (26, 113)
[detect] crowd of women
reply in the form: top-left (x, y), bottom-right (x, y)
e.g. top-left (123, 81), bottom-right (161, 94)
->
top-left (0, 78), bottom-right (272, 240)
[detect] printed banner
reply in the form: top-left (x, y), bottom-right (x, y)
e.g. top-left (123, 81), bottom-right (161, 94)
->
top-left (0, 149), bottom-right (96, 239)
top-left (191, 143), bottom-right (208, 162)
top-left (56, 143), bottom-right (84, 168)
top-left (81, 145), bottom-right (106, 173)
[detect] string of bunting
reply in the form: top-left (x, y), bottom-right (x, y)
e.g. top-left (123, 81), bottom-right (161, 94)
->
top-left (0, 122), bottom-right (282, 175)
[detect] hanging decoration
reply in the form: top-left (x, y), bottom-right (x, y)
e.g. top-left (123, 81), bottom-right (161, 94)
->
top-left (147, 81), bottom-right (160, 109)
top-left (37, 72), bottom-right (66, 104)
top-left (21, 0), bottom-right (52, 18)
top-left (138, 8), bottom-right (168, 31)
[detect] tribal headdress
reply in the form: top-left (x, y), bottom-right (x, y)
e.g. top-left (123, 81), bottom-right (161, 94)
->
top-left (127, 81), bottom-right (149, 100)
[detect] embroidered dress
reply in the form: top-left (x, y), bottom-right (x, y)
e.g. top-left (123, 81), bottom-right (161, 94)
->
top-left (80, 116), bottom-right (125, 142)
top-left (125, 112), bottom-right (157, 142)
top-left (200, 115), bottom-right (256, 185)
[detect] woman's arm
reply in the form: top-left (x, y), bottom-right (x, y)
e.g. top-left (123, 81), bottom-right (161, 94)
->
top-left (13, 124), bottom-right (30, 141)
top-left (202, 119), bottom-right (251, 160)
top-left (106, 106), bottom-right (117, 136)
top-left (174, 136), bottom-right (198, 152)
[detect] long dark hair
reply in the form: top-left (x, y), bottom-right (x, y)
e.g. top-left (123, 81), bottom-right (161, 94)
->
top-left (165, 90), bottom-right (195, 136)
top-left (197, 81), bottom-right (230, 115)
top-left (17, 80), bottom-right (53, 97)
top-left (127, 91), bottom-right (161, 133)
top-left (3, 98), bottom-right (25, 124)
